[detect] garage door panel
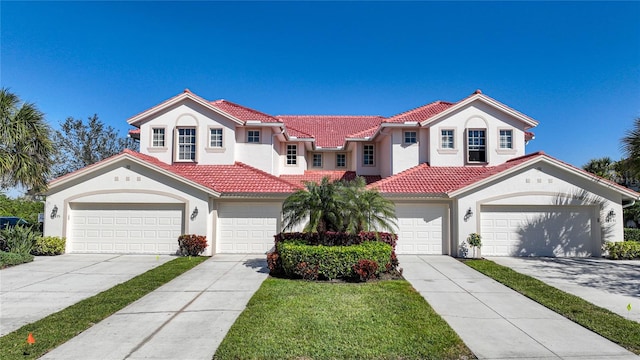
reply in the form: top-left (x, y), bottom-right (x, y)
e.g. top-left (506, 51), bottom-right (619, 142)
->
top-left (481, 205), bottom-right (594, 257)
top-left (218, 202), bottom-right (280, 253)
top-left (395, 204), bottom-right (447, 255)
top-left (70, 204), bottom-right (183, 254)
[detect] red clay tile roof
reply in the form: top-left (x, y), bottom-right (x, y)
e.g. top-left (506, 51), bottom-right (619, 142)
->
top-left (277, 115), bottom-right (384, 148)
top-left (386, 101), bottom-right (455, 123)
top-left (210, 99), bottom-right (281, 123)
top-left (281, 171), bottom-right (381, 186)
top-left (369, 152), bottom-right (545, 195)
top-left (50, 150), bottom-right (300, 194)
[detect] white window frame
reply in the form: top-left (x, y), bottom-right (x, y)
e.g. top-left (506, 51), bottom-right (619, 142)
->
top-left (403, 131), bottom-right (417, 145)
top-left (286, 144), bottom-right (297, 165)
top-left (441, 129), bottom-right (455, 149)
top-left (312, 153), bottom-right (322, 168)
top-left (247, 129), bottom-right (261, 144)
top-left (176, 127), bottom-right (197, 162)
top-left (499, 129), bottom-right (513, 149)
top-left (151, 126), bottom-right (167, 149)
top-left (363, 144), bottom-right (375, 166)
top-left (208, 127), bottom-right (224, 149)
top-left (467, 129), bottom-right (487, 163)
top-left (336, 153), bottom-right (347, 168)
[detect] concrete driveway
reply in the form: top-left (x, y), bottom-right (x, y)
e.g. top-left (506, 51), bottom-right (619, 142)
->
top-left (0, 254), bottom-right (174, 336)
top-left (39, 254), bottom-right (268, 360)
top-left (490, 257), bottom-right (640, 323)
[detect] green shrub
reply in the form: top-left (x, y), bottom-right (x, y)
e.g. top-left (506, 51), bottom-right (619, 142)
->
top-left (603, 241), bottom-right (640, 260)
top-left (279, 241), bottom-right (392, 280)
top-left (0, 251), bottom-right (34, 268)
top-left (32, 236), bottom-right (66, 255)
top-left (0, 225), bottom-right (37, 254)
top-left (624, 228), bottom-right (640, 242)
top-left (177, 234), bottom-right (208, 256)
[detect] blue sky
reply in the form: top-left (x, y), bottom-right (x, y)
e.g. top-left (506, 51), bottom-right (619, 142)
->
top-left (2, 1), bottom-right (639, 169)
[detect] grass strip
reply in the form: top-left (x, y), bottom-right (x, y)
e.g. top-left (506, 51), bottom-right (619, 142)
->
top-left (0, 256), bottom-right (208, 359)
top-left (464, 259), bottom-right (640, 354)
top-left (214, 278), bottom-right (474, 360)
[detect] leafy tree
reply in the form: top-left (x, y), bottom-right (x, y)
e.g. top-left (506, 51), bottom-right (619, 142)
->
top-left (52, 114), bottom-right (133, 177)
top-left (281, 176), bottom-right (397, 234)
top-left (582, 157), bottom-right (618, 180)
top-left (621, 117), bottom-right (640, 177)
top-left (0, 194), bottom-right (44, 224)
top-left (0, 88), bottom-right (54, 193)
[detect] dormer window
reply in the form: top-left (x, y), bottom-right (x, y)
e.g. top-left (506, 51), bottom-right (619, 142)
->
top-left (363, 144), bottom-right (375, 166)
top-left (467, 129), bottom-right (486, 163)
top-left (152, 128), bottom-right (165, 147)
top-left (177, 127), bottom-right (196, 161)
top-left (248, 130), bottom-right (261, 143)
top-left (499, 129), bottom-right (513, 149)
top-left (404, 131), bottom-right (417, 145)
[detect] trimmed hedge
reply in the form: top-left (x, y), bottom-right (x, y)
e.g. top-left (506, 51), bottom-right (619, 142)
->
top-left (278, 241), bottom-right (392, 280)
top-left (624, 228), bottom-right (640, 242)
top-left (603, 241), bottom-right (640, 260)
top-left (32, 236), bottom-right (66, 256)
top-left (275, 231), bottom-right (397, 249)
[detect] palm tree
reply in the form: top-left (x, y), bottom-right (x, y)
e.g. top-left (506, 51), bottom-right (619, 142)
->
top-left (0, 88), bottom-right (53, 193)
top-left (281, 176), bottom-right (344, 233)
top-left (582, 157), bottom-right (617, 180)
top-left (281, 176), bottom-right (397, 234)
top-left (622, 117), bottom-right (640, 176)
top-left (341, 177), bottom-right (397, 233)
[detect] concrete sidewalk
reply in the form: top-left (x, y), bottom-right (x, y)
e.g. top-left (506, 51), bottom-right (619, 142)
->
top-left (39, 254), bottom-right (268, 360)
top-left (399, 255), bottom-right (638, 360)
top-left (490, 257), bottom-right (640, 323)
top-left (0, 254), bottom-right (173, 336)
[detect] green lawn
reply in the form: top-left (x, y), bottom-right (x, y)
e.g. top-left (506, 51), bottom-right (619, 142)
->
top-left (214, 278), bottom-right (474, 360)
top-left (0, 256), bottom-right (208, 360)
top-left (464, 259), bottom-right (640, 354)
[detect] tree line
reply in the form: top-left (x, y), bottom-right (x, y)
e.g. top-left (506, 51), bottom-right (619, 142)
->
top-left (1, 88), bottom-right (135, 196)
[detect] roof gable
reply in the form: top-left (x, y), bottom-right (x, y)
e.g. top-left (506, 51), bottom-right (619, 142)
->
top-left (277, 115), bottom-right (384, 148)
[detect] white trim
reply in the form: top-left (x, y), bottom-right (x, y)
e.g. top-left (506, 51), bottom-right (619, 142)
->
top-left (207, 126), bottom-right (224, 149)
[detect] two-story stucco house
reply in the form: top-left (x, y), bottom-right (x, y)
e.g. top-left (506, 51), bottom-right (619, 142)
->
top-left (44, 89), bottom-right (639, 257)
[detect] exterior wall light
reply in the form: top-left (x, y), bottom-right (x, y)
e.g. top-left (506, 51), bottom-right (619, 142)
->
top-left (50, 205), bottom-right (58, 219)
top-left (606, 209), bottom-right (616, 223)
top-left (190, 207), bottom-right (198, 220)
top-left (464, 207), bottom-right (473, 222)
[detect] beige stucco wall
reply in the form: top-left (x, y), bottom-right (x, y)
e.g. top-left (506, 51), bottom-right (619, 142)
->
top-left (428, 101), bottom-right (528, 167)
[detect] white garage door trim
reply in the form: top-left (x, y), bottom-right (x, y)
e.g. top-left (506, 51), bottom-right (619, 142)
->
top-left (480, 205), bottom-right (597, 257)
top-left (69, 203), bottom-right (184, 254)
top-left (395, 203), bottom-right (448, 255)
top-left (217, 202), bottom-right (281, 254)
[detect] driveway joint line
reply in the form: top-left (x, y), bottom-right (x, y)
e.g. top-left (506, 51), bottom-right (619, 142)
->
top-left (417, 256), bottom-right (564, 359)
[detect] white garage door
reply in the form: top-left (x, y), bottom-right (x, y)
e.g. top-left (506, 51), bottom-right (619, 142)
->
top-left (481, 205), bottom-right (595, 257)
top-left (218, 202), bottom-right (280, 253)
top-left (395, 203), bottom-right (447, 254)
top-left (70, 203), bottom-right (184, 254)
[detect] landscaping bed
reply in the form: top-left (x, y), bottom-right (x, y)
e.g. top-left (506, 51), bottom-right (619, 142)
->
top-left (464, 259), bottom-right (640, 354)
top-left (214, 277), bottom-right (474, 360)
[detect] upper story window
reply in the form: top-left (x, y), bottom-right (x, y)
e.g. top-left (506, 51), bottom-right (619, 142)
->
top-left (286, 144), bottom-right (297, 165)
top-left (152, 128), bottom-right (165, 147)
top-left (336, 153), bottom-right (346, 168)
top-left (499, 129), bottom-right (513, 149)
top-left (248, 130), bottom-right (260, 143)
top-left (312, 153), bottom-right (322, 168)
top-left (441, 129), bottom-right (454, 149)
top-left (404, 131), bottom-right (417, 145)
top-left (177, 127), bottom-right (196, 161)
top-left (467, 129), bottom-right (486, 163)
top-left (363, 144), bottom-right (375, 166)
top-left (209, 128), bottom-right (223, 148)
